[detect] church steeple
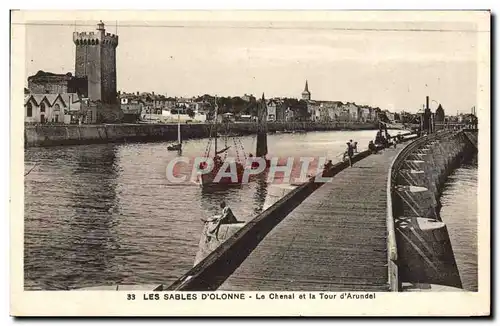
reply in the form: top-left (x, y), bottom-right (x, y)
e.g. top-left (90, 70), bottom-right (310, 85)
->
top-left (301, 80), bottom-right (311, 100)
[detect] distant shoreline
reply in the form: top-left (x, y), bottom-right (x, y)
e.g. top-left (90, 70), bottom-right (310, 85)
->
top-left (24, 121), bottom-right (381, 148)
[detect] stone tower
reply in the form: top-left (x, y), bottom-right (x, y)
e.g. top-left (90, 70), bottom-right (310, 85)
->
top-left (73, 21), bottom-right (119, 105)
top-left (301, 80), bottom-right (311, 101)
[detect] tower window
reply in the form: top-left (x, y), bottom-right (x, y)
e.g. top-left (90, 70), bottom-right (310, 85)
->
top-left (27, 103), bottom-right (32, 117)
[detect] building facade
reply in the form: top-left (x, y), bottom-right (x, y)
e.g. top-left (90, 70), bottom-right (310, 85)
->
top-left (267, 99), bottom-right (282, 121)
top-left (73, 21), bottom-right (119, 104)
top-left (24, 93), bottom-right (84, 124)
top-left (27, 71), bottom-right (88, 96)
top-left (73, 21), bottom-right (122, 122)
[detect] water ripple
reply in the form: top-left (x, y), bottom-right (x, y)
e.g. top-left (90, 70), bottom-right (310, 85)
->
top-left (24, 130), bottom-right (475, 290)
top-left (439, 161), bottom-right (478, 291)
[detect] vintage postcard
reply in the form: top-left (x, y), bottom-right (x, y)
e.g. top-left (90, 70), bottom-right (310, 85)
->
top-left (11, 10), bottom-right (490, 316)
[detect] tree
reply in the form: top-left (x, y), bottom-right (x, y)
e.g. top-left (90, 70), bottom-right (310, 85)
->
top-left (244, 101), bottom-right (258, 116)
top-left (186, 108), bottom-right (196, 118)
top-left (378, 112), bottom-right (390, 123)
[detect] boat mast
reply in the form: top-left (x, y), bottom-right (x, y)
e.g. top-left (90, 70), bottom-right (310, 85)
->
top-left (256, 93), bottom-right (268, 157)
top-left (177, 108), bottom-right (181, 145)
top-left (214, 95), bottom-right (218, 155)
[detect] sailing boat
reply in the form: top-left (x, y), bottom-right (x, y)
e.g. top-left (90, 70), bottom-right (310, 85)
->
top-left (167, 108), bottom-right (182, 151)
top-left (193, 94), bottom-right (272, 265)
top-left (196, 96), bottom-right (246, 187)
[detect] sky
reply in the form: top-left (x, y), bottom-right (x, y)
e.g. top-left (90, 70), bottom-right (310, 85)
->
top-left (24, 20), bottom-right (480, 113)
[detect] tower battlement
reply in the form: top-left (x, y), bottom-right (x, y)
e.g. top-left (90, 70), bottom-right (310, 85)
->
top-left (73, 31), bottom-right (118, 47)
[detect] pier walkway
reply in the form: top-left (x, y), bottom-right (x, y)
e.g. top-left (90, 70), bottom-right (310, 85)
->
top-left (219, 145), bottom-right (404, 291)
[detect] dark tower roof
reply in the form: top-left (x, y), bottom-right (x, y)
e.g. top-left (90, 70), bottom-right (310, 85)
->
top-left (97, 20), bottom-right (105, 31)
top-left (301, 80), bottom-right (311, 100)
top-left (302, 80), bottom-right (310, 95)
top-left (435, 104), bottom-right (445, 121)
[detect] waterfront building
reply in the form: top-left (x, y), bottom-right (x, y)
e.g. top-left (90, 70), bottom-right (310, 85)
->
top-left (332, 105), bottom-right (351, 122)
top-left (24, 93), bottom-right (84, 124)
top-left (266, 100), bottom-right (277, 121)
top-left (317, 101), bottom-right (344, 122)
top-left (300, 79), bottom-right (318, 121)
top-left (284, 107), bottom-right (295, 122)
top-left (359, 106), bottom-right (376, 122)
top-left (275, 100), bottom-right (286, 122)
top-left (73, 21), bottom-right (121, 122)
top-left (120, 95), bottom-right (144, 123)
top-left (267, 98), bottom-right (286, 122)
top-left (27, 71), bottom-right (88, 96)
top-left (242, 94), bottom-right (256, 102)
top-left (344, 102), bottom-right (360, 121)
top-left (304, 100), bottom-right (321, 121)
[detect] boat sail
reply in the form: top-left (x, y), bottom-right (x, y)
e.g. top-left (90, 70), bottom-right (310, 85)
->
top-left (196, 96), bottom-right (246, 187)
top-left (167, 108), bottom-right (182, 151)
top-left (193, 96), bottom-right (248, 265)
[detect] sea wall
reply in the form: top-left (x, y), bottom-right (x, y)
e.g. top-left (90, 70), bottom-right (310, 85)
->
top-left (389, 130), bottom-right (477, 291)
top-left (24, 121), bottom-right (378, 147)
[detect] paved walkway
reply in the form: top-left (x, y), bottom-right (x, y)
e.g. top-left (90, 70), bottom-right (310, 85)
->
top-left (219, 146), bottom-right (404, 291)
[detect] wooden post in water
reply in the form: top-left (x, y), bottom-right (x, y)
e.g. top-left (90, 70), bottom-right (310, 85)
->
top-left (256, 93), bottom-right (268, 158)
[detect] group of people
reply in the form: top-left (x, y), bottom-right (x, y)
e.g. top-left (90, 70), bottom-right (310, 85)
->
top-left (342, 139), bottom-right (358, 167)
top-left (341, 129), bottom-right (405, 167)
top-left (375, 125), bottom-right (404, 149)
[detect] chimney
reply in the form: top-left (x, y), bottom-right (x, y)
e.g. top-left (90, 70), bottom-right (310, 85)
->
top-left (426, 96), bottom-right (429, 110)
top-left (152, 91), bottom-right (155, 96)
top-left (136, 91), bottom-right (139, 96)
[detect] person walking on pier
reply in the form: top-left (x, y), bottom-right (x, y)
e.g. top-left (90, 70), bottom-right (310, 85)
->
top-left (346, 142), bottom-right (354, 167)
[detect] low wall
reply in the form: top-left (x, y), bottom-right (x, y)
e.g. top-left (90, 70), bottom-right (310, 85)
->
top-left (24, 121), bottom-right (378, 147)
top-left (389, 130), bottom-right (477, 291)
